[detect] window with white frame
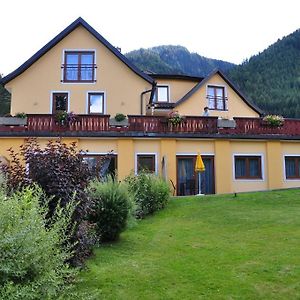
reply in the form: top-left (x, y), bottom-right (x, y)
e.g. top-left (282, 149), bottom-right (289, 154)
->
top-left (153, 85), bottom-right (169, 102)
top-left (207, 85), bottom-right (227, 110)
top-left (137, 154), bottom-right (156, 173)
top-left (234, 155), bottom-right (262, 179)
top-left (63, 51), bottom-right (96, 82)
top-left (285, 156), bottom-right (300, 179)
top-left (88, 92), bottom-right (104, 114)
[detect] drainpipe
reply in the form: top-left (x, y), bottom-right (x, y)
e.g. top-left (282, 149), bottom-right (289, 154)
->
top-left (140, 82), bottom-right (157, 115)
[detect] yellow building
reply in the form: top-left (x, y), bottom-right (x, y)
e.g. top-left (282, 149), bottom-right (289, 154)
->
top-left (1, 17), bottom-right (300, 195)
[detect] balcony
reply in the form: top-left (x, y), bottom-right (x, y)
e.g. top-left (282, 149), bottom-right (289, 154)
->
top-left (0, 115), bottom-right (300, 138)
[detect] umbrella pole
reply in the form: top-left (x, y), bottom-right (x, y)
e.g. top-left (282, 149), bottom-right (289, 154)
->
top-left (198, 171), bottom-right (202, 195)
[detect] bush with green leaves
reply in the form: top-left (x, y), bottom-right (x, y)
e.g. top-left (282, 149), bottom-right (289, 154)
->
top-left (126, 172), bottom-right (170, 218)
top-left (1, 138), bottom-right (95, 266)
top-left (87, 177), bottom-right (133, 242)
top-left (0, 185), bottom-right (76, 300)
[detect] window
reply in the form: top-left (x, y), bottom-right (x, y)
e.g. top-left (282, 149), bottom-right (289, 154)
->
top-left (207, 85), bottom-right (227, 110)
top-left (153, 86), bottom-right (169, 102)
top-left (88, 93), bottom-right (104, 114)
top-left (137, 154), bottom-right (156, 173)
top-left (83, 154), bottom-right (117, 178)
top-left (63, 51), bottom-right (95, 82)
top-left (285, 156), bottom-right (300, 179)
top-left (52, 92), bottom-right (68, 113)
top-left (234, 156), bottom-right (262, 179)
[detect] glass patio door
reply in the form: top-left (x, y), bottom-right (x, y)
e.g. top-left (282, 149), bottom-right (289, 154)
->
top-left (177, 156), bottom-right (215, 196)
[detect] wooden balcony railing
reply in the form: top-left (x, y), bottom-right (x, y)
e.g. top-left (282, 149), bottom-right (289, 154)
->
top-left (218, 117), bottom-right (300, 136)
top-left (0, 114), bottom-right (300, 137)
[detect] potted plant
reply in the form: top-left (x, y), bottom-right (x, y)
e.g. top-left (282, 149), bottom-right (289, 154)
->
top-left (55, 111), bottom-right (77, 126)
top-left (167, 111), bottom-right (184, 126)
top-left (262, 115), bottom-right (284, 127)
top-left (109, 113), bottom-right (129, 127)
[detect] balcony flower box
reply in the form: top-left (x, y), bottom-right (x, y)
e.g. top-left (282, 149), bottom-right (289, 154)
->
top-left (217, 118), bottom-right (236, 128)
top-left (262, 115), bottom-right (284, 127)
top-left (109, 118), bottom-right (129, 127)
top-left (0, 117), bottom-right (27, 126)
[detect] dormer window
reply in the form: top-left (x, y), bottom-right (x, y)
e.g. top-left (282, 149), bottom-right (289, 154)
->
top-left (153, 85), bottom-right (169, 102)
top-left (207, 85), bottom-right (227, 110)
top-left (63, 51), bottom-right (96, 82)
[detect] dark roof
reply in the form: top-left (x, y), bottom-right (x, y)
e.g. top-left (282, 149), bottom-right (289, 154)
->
top-left (174, 69), bottom-right (263, 115)
top-left (149, 73), bottom-right (204, 82)
top-left (1, 17), bottom-right (154, 85)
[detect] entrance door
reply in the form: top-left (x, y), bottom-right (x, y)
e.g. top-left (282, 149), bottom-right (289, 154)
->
top-left (177, 156), bottom-right (215, 196)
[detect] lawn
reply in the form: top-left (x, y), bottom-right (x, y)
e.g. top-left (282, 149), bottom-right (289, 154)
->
top-left (76, 189), bottom-right (300, 299)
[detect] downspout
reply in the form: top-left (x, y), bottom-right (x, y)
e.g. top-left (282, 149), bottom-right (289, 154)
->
top-left (140, 82), bottom-right (157, 115)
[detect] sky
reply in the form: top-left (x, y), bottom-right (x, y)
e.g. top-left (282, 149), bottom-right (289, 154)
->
top-left (1, 0), bottom-right (300, 76)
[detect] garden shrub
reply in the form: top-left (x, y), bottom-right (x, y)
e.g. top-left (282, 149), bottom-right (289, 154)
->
top-left (126, 172), bottom-right (170, 218)
top-left (2, 138), bottom-right (96, 265)
top-left (0, 185), bottom-right (76, 300)
top-left (87, 177), bottom-right (133, 242)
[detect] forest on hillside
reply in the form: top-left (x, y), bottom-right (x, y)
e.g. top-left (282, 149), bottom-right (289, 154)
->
top-left (227, 29), bottom-right (300, 118)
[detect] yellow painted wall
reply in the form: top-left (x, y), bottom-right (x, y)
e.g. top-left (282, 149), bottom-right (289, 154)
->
top-left (117, 139), bottom-right (134, 180)
top-left (176, 140), bottom-right (214, 154)
top-left (215, 140), bottom-right (232, 194)
top-left (2, 136), bottom-right (300, 195)
top-left (0, 138), bottom-right (25, 163)
top-left (155, 79), bottom-right (199, 103)
top-left (231, 141), bottom-right (268, 193)
top-left (6, 26), bottom-right (152, 116)
top-left (281, 142), bottom-right (300, 189)
top-left (77, 139), bottom-right (117, 153)
top-left (176, 73), bottom-right (259, 118)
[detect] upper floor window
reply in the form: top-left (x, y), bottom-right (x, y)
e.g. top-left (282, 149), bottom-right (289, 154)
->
top-left (207, 85), bottom-right (227, 111)
top-left (63, 51), bottom-right (96, 82)
top-left (285, 156), bottom-right (300, 179)
top-left (88, 92), bottom-right (104, 114)
top-left (153, 85), bottom-right (169, 102)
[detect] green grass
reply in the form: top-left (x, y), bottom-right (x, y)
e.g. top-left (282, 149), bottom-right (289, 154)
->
top-left (76, 189), bottom-right (300, 299)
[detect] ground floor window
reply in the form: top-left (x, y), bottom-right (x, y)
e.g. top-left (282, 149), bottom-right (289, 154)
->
top-left (136, 154), bottom-right (156, 174)
top-left (83, 154), bottom-right (117, 178)
top-left (285, 156), bottom-right (300, 179)
top-left (234, 155), bottom-right (262, 179)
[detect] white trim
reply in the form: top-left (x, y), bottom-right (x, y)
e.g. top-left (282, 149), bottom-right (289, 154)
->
top-left (232, 153), bottom-right (265, 181)
top-left (61, 49), bottom-right (97, 84)
top-left (154, 84), bottom-right (170, 103)
top-left (86, 91), bottom-right (106, 114)
top-left (50, 91), bottom-right (70, 113)
top-left (135, 152), bottom-right (158, 175)
top-left (283, 154), bottom-right (300, 181)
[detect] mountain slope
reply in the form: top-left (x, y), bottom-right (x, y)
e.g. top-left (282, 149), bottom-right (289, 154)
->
top-left (126, 45), bottom-right (235, 77)
top-left (228, 29), bottom-right (300, 118)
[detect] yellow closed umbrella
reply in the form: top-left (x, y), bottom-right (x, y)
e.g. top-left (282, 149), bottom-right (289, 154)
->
top-left (195, 152), bottom-right (205, 172)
